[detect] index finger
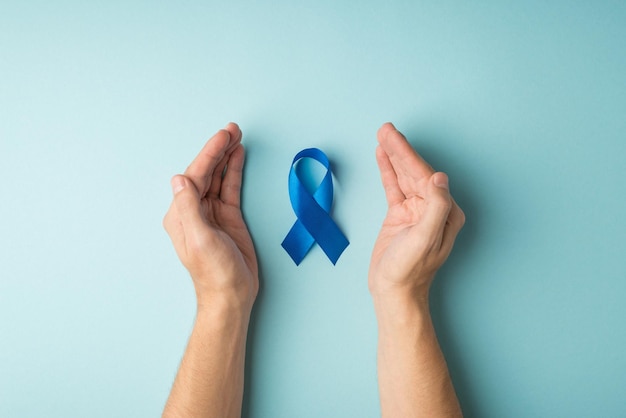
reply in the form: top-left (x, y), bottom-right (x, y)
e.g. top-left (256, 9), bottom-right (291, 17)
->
top-left (184, 128), bottom-right (232, 196)
top-left (377, 122), bottom-right (434, 196)
top-left (375, 145), bottom-right (405, 207)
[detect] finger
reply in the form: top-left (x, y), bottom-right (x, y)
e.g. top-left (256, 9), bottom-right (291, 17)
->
top-left (207, 158), bottom-right (227, 199)
top-left (416, 172), bottom-right (453, 248)
top-left (184, 129), bottom-right (231, 196)
top-left (375, 145), bottom-right (405, 207)
top-left (439, 200), bottom-right (465, 258)
top-left (220, 144), bottom-right (245, 207)
top-left (170, 175), bottom-right (205, 245)
top-left (208, 123), bottom-right (243, 198)
top-left (377, 122), bottom-right (434, 196)
top-left (163, 201), bottom-right (184, 247)
top-left (224, 122), bottom-right (243, 144)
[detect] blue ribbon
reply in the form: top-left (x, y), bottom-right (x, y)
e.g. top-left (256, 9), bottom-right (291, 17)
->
top-left (282, 148), bottom-right (349, 265)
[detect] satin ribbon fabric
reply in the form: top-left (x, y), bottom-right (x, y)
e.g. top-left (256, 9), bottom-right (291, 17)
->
top-left (282, 148), bottom-right (349, 265)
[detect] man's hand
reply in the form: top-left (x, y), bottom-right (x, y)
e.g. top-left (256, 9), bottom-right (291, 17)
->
top-left (369, 122), bottom-right (465, 302)
top-left (369, 122), bottom-right (465, 418)
top-left (162, 123), bottom-right (257, 418)
top-left (163, 122), bottom-right (258, 313)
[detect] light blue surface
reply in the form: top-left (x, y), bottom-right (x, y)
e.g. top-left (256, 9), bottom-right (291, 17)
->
top-left (1, 1), bottom-right (625, 417)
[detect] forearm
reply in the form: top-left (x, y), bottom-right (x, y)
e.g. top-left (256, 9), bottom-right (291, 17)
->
top-left (163, 299), bottom-right (251, 418)
top-left (373, 292), bottom-right (462, 418)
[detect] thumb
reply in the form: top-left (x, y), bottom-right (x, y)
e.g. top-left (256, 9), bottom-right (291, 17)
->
top-left (171, 175), bottom-right (205, 234)
top-left (419, 172), bottom-right (453, 245)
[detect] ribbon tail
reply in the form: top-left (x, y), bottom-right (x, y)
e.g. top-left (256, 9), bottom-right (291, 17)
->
top-left (281, 220), bottom-right (315, 265)
top-left (309, 217), bottom-right (349, 265)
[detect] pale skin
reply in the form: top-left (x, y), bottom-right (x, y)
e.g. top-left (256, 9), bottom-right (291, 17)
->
top-left (162, 122), bottom-right (465, 417)
top-left (370, 123), bottom-right (465, 417)
top-left (162, 123), bottom-right (258, 418)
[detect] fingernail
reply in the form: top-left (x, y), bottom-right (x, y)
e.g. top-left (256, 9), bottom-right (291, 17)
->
top-left (434, 172), bottom-right (449, 190)
top-left (171, 176), bottom-right (185, 194)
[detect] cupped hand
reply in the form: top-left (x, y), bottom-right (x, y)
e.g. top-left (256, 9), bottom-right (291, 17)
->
top-left (163, 123), bottom-right (258, 312)
top-left (369, 123), bottom-right (465, 301)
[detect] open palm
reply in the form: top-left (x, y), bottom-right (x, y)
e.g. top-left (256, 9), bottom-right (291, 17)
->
top-left (163, 123), bottom-right (258, 308)
top-left (369, 123), bottom-right (465, 297)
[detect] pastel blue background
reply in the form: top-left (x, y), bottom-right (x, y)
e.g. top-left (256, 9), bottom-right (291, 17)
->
top-left (1, 1), bottom-right (625, 417)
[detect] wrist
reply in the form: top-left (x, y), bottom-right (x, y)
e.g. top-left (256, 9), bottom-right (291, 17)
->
top-left (194, 276), bottom-right (257, 313)
top-left (196, 291), bottom-right (254, 327)
top-left (368, 269), bottom-right (433, 306)
top-left (372, 287), bottom-right (432, 330)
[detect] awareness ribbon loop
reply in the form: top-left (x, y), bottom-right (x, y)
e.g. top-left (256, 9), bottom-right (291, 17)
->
top-left (282, 148), bottom-right (349, 265)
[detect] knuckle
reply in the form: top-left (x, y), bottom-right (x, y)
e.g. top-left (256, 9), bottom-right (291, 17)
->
top-left (162, 210), bottom-right (173, 231)
top-left (453, 203), bottom-right (466, 228)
